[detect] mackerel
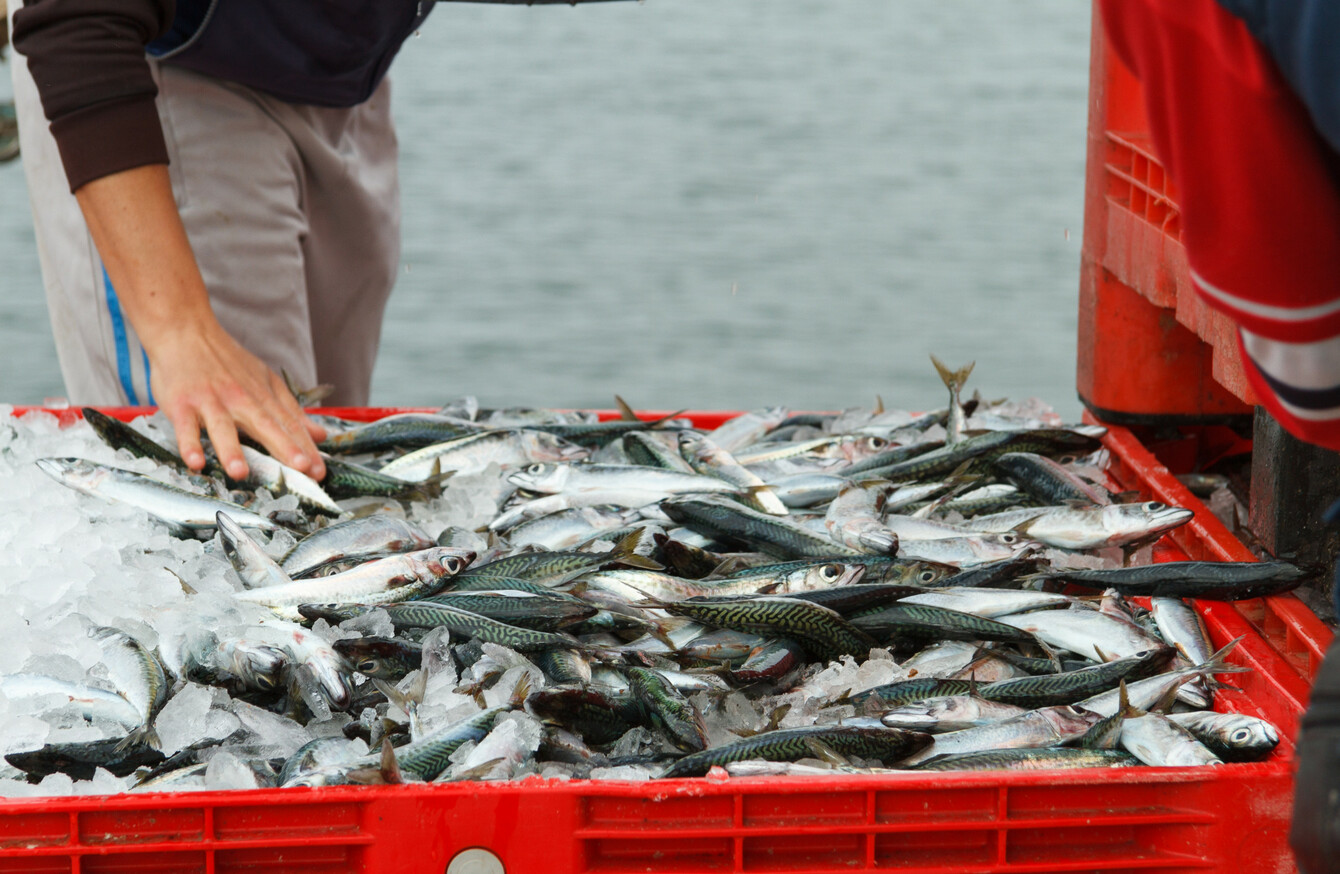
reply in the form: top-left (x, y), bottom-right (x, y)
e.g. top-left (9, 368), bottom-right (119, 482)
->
top-left (380, 430), bottom-right (587, 481)
top-left (280, 516), bottom-right (436, 578)
top-left (662, 725), bottom-right (931, 778)
top-left (237, 547), bottom-right (472, 616)
top-left (37, 457), bottom-right (278, 533)
top-left (660, 495), bottom-right (860, 559)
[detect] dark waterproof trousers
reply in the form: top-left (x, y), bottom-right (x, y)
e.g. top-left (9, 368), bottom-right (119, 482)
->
top-left (1291, 599), bottom-right (1340, 871)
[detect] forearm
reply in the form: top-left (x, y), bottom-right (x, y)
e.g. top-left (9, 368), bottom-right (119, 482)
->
top-left (75, 164), bottom-right (217, 354)
top-left (73, 164), bottom-right (325, 480)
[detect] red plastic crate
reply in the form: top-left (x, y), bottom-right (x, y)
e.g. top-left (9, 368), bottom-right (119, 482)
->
top-left (1076, 0), bottom-right (1257, 423)
top-left (0, 406), bottom-right (1329, 874)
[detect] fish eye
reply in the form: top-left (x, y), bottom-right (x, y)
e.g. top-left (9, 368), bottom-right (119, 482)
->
top-left (820, 564), bottom-right (841, 582)
top-left (256, 675), bottom-right (276, 690)
top-left (1231, 728), bottom-right (1251, 743)
top-left (1058, 455), bottom-right (1078, 464)
top-left (867, 437), bottom-right (888, 450)
top-left (919, 570), bottom-right (937, 583)
top-left (358, 659), bottom-right (378, 673)
top-left (1144, 502), bottom-right (1165, 511)
top-left (445, 557), bottom-right (463, 573)
top-left (1000, 533), bottom-right (1017, 544)
top-left (525, 463), bottom-right (546, 475)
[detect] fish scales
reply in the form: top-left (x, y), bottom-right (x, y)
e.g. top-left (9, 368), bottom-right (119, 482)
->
top-left (378, 602), bottom-right (587, 652)
top-left (662, 726), bottom-right (932, 778)
top-left (661, 596), bottom-right (878, 662)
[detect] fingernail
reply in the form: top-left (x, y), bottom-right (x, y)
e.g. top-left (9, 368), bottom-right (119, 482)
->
top-left (228, 462), bottom-right (247, 479)
top-left (292, 454), bottom-right (309, 469)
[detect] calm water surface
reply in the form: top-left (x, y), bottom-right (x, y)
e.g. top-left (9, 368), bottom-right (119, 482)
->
top-left (0, 0), bottom-right (1092, 417)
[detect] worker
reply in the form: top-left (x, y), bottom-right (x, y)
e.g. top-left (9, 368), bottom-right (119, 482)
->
top-left (0, 0), bottom-right (17, 163)
top-left (6, 0), bottom-right (442, 483)
top-left (1097, 2), bottom-right (1339, 871)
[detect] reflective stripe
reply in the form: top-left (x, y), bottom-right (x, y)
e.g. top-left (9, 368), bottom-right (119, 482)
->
top-left (1193, 268), bottom-right (1340, 322)
top-left (141, 348), bottom-right (156, 406)
top-left (102, 267), bottom-right (141, 406)
top-left (1241, 328), bottom-right (1340, 391)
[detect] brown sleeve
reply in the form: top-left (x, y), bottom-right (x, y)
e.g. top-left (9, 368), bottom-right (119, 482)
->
top-left (12, 0), bottom-right (176, 192)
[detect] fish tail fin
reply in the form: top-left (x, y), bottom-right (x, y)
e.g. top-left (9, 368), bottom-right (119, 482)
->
top-left (508, 671), bottom-right (534, 710)
top-left (1196, 634), bottom-right (1251, 678)
top-left (930, 355), bottom-right (976, 393)
top-left (606, 528), bottom-right (663, 571)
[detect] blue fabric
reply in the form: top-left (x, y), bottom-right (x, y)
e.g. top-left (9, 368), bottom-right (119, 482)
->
top-left (141, 348), bottom-right (156, 407)
top-left (102, 267), bottom-right (141, 406)
top-left (1214, 0), bottom-right (1340, 158)
top-left (147, 0), bottom-right (435, 108)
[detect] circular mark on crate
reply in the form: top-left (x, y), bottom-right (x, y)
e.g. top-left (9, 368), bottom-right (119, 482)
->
top-left (447, 847), bottom-right (505, 874)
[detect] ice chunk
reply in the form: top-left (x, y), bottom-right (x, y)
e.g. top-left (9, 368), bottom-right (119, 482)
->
top-left (231, 700), bottom-right (312, 759)
top-left (589, 765), bottom-right (654, 781)
top-left (83, 767), bottom-right (130, 797)
top-left (204, 751), bottom-right (260, 791)
top-left (539, 763), bottom-right (576, 781)
top-left (420, 628), bottom-right (454, 678)
top-left (36, 772), bottom-right (75, 797)
top-left (458, 712), bottom-right (542, 780)
top-left (339, 609), bottom-right (396, 640)
top-left (154, 683), bottom-right (217, 755)
top-left (609, 726), bottom-right (660, 759)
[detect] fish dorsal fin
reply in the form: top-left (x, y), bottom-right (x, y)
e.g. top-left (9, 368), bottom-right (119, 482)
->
top-left (765, 703), bottom-right (792, 732)
top-left (965, 671), bottom-right (985, 700)
top-left (1117, 680), bottom-right (1141, 719)
top-left (614, 395), bottom-right (639, 422)
top-left (1035, 639), bottom-right (1065, 673)
top-left (448, 757), bottom-right (507, 782)
top-left (408, 668), bottom-right (428, 706)
top-left (379, 738), bottom-right (404, 784)
top-left (874, 395), bottom-right (886, 415)
top-left (703, 556), bottom-right (751, 580)
top-left (509, 671), bottom-right (534, 710)
top-left (804, 737), bottom-right (850, 767)
top-left (1149, 679), bottom-right (1181, 714)
top-left (1093, 646), bottom-right (1113, 664)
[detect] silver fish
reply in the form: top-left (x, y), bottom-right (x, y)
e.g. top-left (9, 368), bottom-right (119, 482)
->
top-left (380, 430), bottom-right (588, 481)
top-left (900, 704), bottom-right (1102, 766)
top-left (37, 457), bottom-right (277, 533)
top-left (234, 547), bottom-right (474, 617)
top-left (280, 516), bottom-right (436, 578)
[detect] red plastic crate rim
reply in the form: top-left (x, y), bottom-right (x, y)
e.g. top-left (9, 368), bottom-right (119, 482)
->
top-left (0, 404), bottom-right (1329, 874)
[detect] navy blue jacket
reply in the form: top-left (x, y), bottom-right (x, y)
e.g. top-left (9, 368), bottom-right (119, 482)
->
top-left (149, 0), bottom-right (436, 108)
top-left (1215, 0), bottom-right (1340, 155)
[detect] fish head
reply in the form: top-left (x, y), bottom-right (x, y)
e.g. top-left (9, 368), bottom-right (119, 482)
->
top-left (507, 463), bottom-right (571, 494)
top-left (839, 435), bottom-right (892, 462)
top-left (1227, 719), bottom-right (1279, 754)
top-left (800, 562), bottom-right (866, 590)
top-left (218, 640), bottom-right (290, 693)
top-left (524, 433), bottom-right (590, 464)
top-left (969, 533), bottom-right (1041, 561)
top-left (1101, 502), bottom-right (1195, 544)
top-left (880, 703), bottom-right (937, 730)
top-left (412, 547), bottom-right (476, 580)
top-left (331, 636), bottom-right (415, 672)
top-left (35, 457), bottom-right (105, 488)
top-left (1040, 704), bottom-right (1104, 736)
top-left (295, 658), bottom-right (352, 710)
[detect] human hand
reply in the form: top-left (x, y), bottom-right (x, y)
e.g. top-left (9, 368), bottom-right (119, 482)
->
top-left (148, 321), bottom-right (327, 482)
top-left (73, 164), bottom-right (327, 482)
